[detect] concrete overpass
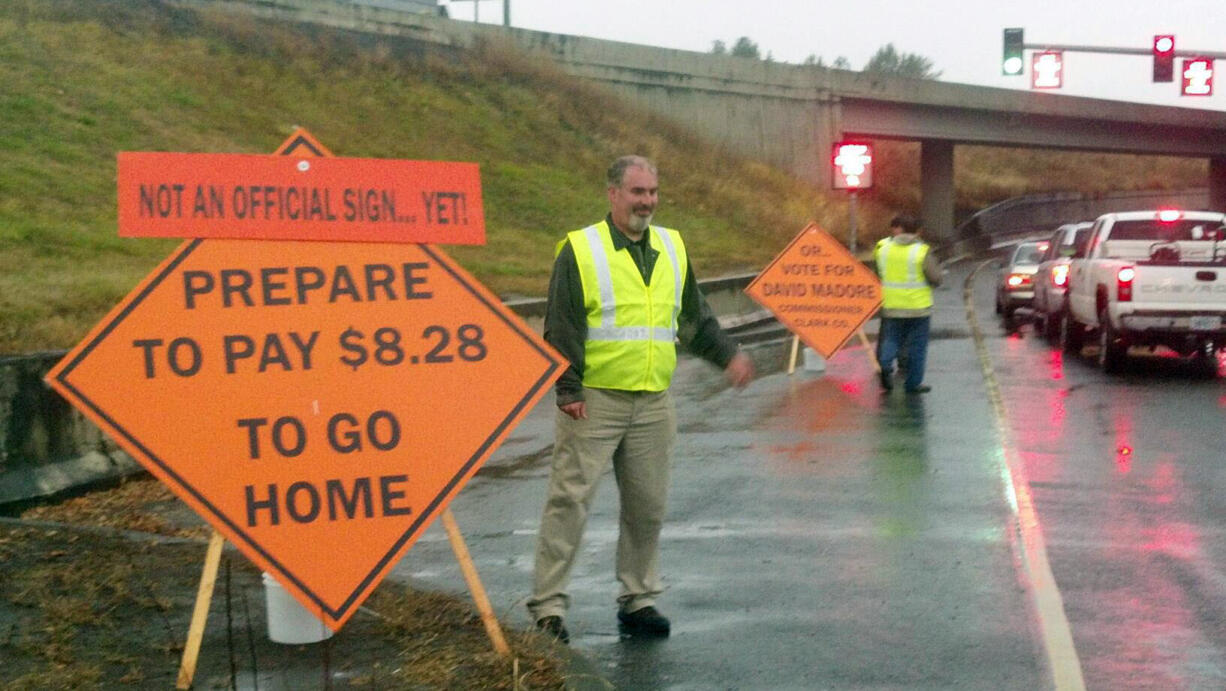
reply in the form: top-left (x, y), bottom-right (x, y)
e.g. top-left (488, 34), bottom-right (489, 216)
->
top-left (181, 0), bottom-right (1226, 242)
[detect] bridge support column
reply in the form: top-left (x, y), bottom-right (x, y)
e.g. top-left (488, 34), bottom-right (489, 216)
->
top-left (1211, 157), bottom-right (1226, 212)
top-left (920, 140), bottom-right (955, 247)
top-left (816, 92), bottom-right (842, 189)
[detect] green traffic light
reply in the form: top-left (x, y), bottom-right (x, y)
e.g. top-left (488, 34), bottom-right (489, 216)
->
top-left (1003, 28), bottom-right (1024, 76)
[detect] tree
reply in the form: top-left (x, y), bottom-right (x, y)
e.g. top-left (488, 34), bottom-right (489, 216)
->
top-left (711, 40), bottom-right (727, 55)
top-left (862, 43), bottom-right (941, 79)
top-left (832, 56), bottom-right (851, 70)
top-left (730, 36), bottom-right (761, 59)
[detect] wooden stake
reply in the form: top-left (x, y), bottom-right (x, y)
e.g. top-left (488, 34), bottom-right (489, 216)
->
top-left (786, 335), bottom-right (800, 375)
top-left (856, 328), bottom-right (881, 373)
top-left (441, 508), bottom-right (510, 656)
top-left (177, 530), bottom-right (225, 689)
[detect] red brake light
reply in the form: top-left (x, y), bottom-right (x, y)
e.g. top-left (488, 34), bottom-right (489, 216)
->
top-left (1117, 266), bottom-right (1135, 301)
top-left (1158, 209), bottom-right (1182, 223)
top-left (1052, 265), bottom-right (1069, 287)
top-left (1038, 242), bottom-right (1050, 251)
top-left (1006, 273), bottom-right (1031, 289)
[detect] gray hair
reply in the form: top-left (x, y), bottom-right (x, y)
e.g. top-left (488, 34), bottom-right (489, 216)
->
top-left (607, 155), bottom-right (657, 187)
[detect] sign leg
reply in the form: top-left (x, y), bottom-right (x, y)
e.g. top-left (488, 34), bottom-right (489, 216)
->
top-left (177, 530), bottom-right (226, 689)
top-left (441, 509), bottom-right (511, 656)
top-left (856, 328), bottom-right (881, 372)
top-left (786, 335), bottom-right (800, 375)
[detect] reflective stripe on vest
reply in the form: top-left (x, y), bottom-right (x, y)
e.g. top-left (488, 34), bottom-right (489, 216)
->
top-left (568, 222), bottom-right (687, 391)
top-left (875, 238), bottom-right (933, 310)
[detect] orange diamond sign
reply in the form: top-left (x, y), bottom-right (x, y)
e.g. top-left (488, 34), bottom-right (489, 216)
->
top-left (46, 239), bottom-right (563, 630)
top-left (745, 223), bottom-right (882, 358)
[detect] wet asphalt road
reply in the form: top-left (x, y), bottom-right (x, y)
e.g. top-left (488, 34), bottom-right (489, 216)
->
top-left (390, 258), bottom-right (1226, 690)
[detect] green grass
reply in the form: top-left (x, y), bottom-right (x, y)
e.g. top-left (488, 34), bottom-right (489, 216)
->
top-left (0, 0), bottom-right (1206, 354)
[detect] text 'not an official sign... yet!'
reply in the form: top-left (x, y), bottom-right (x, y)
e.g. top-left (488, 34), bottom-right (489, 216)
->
top-left (46, 130), bottom-right (565, 631)
top-left (745, 223), bottom-right (882, 358)
top-left (118, 150), bottom-right (484, 244)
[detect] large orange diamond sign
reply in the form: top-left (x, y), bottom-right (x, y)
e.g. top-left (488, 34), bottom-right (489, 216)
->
top-left (44, 131), bottom-right (565, 631)
top-left (46, 239), bottom-right (563, 630)
top-left (745, 223), bottom-right (882, 358)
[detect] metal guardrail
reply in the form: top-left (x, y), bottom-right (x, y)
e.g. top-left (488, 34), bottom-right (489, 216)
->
top-left (957, 187), bottom-right (1210, 239)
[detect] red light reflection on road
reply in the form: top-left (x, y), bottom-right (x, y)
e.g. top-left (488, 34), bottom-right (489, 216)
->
top-left (1047, 349), bottom-right (1064, 380)
top-left (1115, 444), bottom-right (1132, 474)
top-left (1113, 409), bottom-right (1135, 475)
top-left (1092, 456), bottom-right (1202, 688)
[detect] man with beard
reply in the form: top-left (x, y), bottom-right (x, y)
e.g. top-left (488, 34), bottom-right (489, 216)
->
top-left (528, 155), bottom-right (754, 644)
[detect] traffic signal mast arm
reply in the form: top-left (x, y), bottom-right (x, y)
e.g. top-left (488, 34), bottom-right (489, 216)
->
top-left (1022, 41), bottom-right (1226, 60)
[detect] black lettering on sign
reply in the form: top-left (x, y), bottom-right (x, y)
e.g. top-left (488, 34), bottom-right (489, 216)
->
top-left (237, 416), bottom-right (306, 459)
top-left (223, 331), bottom-right (319, 374)
top-left (181, 264), bottom-right (435, 308)
top-left (343, 189), bottom-right (399, 222)
top-left (132, 337), bottom-right (202, 378)
top-left (243, 475), bottom-right (414, 527)
top-left (138, 183), bottom-right (186, 218)
top-left (326, 410), bottom-right (401, 453)
top-left (192, 185), bottom-right (225, 219)
top-left (421, 191), bottom-right (468, 225)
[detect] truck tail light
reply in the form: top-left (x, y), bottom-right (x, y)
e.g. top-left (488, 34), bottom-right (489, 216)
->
top-left (1052, 265), bottom-right (1069, 288)
top-left (1117, 266), bottom-right (1135, 302)
top-left (1007, 273), bottom-right (1031, 289)
top-left (1157, 209), bottom-right (1182, 223)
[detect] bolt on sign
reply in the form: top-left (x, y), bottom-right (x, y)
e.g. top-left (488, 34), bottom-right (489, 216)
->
top-left (45, 130), bottom-right (565, 631)
top-left (744, 223), bottom-right (882, 359)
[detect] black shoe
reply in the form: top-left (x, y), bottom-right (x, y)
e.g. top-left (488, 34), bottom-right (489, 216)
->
top-left (878, 370), bottom-right (893, 391)
top-left (536, 615), bottom-right (569, 644)
top-left (905, 384), bottom-right (931, 394)
top-left (617, 606), bottom-right (670, 637)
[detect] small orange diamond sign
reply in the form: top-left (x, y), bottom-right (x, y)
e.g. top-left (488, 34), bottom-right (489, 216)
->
top-left (745, 223), bottom-right (882, 358)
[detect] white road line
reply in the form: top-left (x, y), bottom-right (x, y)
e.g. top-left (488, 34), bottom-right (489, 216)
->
top-left (965, 259), bottom-right (1086, 691)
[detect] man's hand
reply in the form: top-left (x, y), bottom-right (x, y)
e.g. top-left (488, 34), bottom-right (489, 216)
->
top-left (560, 401), bottom-right (588, 420)
top-left (724, 351), bottom-right (754, 389)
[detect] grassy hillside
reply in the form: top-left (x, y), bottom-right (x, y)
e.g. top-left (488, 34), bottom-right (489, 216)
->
top-left (0, 0), bottom-right (1206, 354)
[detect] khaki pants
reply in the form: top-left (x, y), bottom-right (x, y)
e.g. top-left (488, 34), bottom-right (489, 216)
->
top-left (528, 387), bottom-right (676, 621)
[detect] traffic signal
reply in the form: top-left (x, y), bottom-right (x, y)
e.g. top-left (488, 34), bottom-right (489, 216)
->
top-left (1182, 58), bottom-right (1214, 96)
top-left (1031, 51), bottom-right (1063, 89)
top-left (832, 142), bottom-right (873, 190)
top-left (1003, 28), bottom-right (1024, 76)
top-left (1153, 34), bottom-right (1175, 82)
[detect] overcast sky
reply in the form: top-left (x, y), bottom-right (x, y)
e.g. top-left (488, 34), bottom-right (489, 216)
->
top-left (446, 0), bottom-right (1225, 111)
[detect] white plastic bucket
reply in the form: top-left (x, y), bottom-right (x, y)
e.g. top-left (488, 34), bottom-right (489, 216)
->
top-left (262, 572), bottom-right (334, 644)
top-left (802, 347), bottom-right (826, 372)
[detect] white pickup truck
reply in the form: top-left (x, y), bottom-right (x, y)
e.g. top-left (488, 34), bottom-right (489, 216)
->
top-left (1062, 209), bottom-right (1226, 374)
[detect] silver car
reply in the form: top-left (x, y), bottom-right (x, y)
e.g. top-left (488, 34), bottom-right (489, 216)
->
top-left (995, 241), bottom-right (1047, 322)
top-left (1032, 222), bottom-right (1093, 343)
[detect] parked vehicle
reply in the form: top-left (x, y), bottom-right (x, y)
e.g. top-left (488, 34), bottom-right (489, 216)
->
top-left (1063, 209), bottom-right (1226, 375)
top-left (1032, 222), bottom-right (1094, 343)
top-left (995, 241), bottom-right (1047, 323)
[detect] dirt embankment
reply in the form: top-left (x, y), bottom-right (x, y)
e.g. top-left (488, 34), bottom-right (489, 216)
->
top-left (1, 476), bottom-right (566, 689)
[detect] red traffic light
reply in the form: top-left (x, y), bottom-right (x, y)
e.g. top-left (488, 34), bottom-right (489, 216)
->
top-left (832, 142), bottom-right (873, 190)
top-left (1153, 34), bottom-right (1175, 82)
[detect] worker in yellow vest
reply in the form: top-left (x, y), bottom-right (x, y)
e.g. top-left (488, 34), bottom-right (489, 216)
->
top-left (528, 156), bottom-right (754, 644)
top-left (874, 215), bottom-right (942, 393)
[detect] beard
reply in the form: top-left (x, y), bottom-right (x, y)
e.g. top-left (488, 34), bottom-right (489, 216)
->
top-left (626, 210), bottom-right (653, 233)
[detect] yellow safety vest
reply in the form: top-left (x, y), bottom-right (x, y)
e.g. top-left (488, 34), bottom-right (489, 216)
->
top-left (874, 237), bottom-right (933, 311)
top-left (564, 221), bottom-right (688, 391)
